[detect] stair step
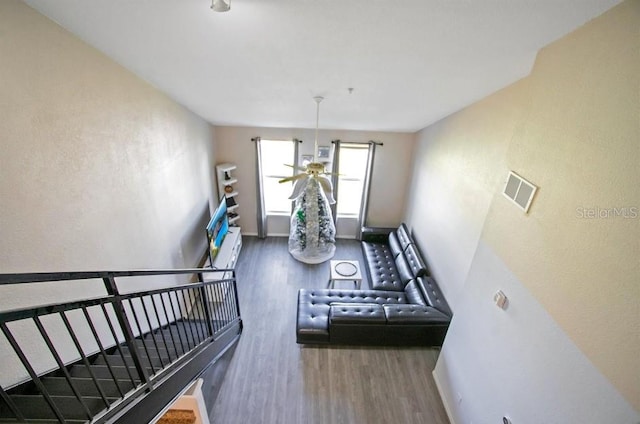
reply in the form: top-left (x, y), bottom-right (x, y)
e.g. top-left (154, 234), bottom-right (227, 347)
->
top-left (1, 394), bottom-right (116, 421)
top-left (0, 320), bottom-right (217, 423)
top-left (133, 340), bottom-right (189, 358)
top-left (40, 376), bottom-right (138, 398)
top-left (94, 352), bottom-right (158, 367)
top-left (138, 336), bottom-right (191, 353)
top-left (68, 364), bottom-right (146, 380)
top-left (145, 329), bottom-right (206, 346)
top-left (146, 324), bottom-right (209, 340)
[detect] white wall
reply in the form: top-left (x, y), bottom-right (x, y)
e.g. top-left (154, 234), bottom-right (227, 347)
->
top-left (214, 126), bottom-right (415, 236)
top-left (405, 1), bottom-right (639, 421)
top-left (0, 0), bottom-right (217, 387)
top-left (434, 241), bottom-right (638, 424)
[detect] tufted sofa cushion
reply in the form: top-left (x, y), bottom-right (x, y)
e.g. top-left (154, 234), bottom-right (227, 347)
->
top-left (396, 223), bottom-right (413, 249)
top-left (365, 245), bottom-right (415, 291)
top-left (383, 304), bottom-right (451, 346)
top-left (416, 276), bottom-right (452, 317)
top-left (388, 232), bottom-right (404, 258)
top-left (299, 288), bottom-right (407, 306)
top-left (403, 280), bottom-right (427, 305)
top-left (383, 304), bottom-right (451, 324)
top-left (363, 242), bottom-right (399, 290)
top-left (329, 303), bottom-right (386, 344)
top-left (297, 289), bottom-right (409, 344)
top-left (329, 303), bottom-right (386, 324)
top-left (403, 244), bottom-right (428, 277)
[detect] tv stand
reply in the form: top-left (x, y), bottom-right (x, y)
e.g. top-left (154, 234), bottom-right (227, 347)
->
top-left (211, 227), bottom-right (242, 276)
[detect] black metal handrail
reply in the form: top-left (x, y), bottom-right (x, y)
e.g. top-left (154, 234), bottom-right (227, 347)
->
top-left (0, 268), bottom-right (242, 423)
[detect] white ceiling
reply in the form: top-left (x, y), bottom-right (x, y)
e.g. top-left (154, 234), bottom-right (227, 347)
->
top-left (24, 0), bottom-right (621, 132)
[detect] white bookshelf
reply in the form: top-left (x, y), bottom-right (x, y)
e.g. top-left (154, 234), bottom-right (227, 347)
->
top-left (216, 163), bottom-right (240, 225)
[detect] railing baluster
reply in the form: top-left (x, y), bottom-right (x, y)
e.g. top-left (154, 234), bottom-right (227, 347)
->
top-left (214, 282), bottom-right (228, 330)
top-left (167, 291), bottom-right (190, 351)
top-left (217, 280), bottom-right (233, 329)
top-left (158, 293), bottom-right (181, 355)
top-left (149, 294), bottom-right (173, 361)
top-left (125, 298), bottom-right (157, 375)
top-left (192, 286), bottom-right (209, 340)
top-left (205, 285), bottom-right (219, 333)
top-left (184, 288), bottom-right (204, 343)
top-left (81, 307), bottom-right (125, 398)
top-left (0, 384), bottom-right (25, 422)
top-left (198, 275), bottom-right (215, 339)
top-left (59, 311), bottom-right (110, 407)
top-left (139, 295), bottom-right (166, 368)
top-left (33, 316), bottom-right (94, 421)
top-left (177, 289), bottom-right (198, 348)
top-left (231, 271), bottom-right (242, 329)
top-left (0, 322), bottom-right (67, 423)
top-left (99, 303), bottom-right (137, 387)
top-left (101, 277), bottom-right (151, 389)
top-left (226, 279), bottom-right (236, 320)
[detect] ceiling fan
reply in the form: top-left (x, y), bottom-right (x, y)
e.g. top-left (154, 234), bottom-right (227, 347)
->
top-left (279, 96), bottom-right (337, 194)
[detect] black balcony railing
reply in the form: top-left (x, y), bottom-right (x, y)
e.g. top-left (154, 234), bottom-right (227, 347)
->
top-left (0, 268), bottom-right (242, 423)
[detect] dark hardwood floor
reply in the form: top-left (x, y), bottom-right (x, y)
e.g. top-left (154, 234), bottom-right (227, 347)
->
top-left (211, 236), bottom-right (450, 424)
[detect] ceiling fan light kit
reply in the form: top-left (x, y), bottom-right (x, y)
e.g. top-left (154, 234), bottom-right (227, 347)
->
top-left (211, 0), bottom-right (230, 12)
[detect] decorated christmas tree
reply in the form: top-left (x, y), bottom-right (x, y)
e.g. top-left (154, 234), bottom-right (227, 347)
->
top-left (288, 174), bottom-right (336, 264)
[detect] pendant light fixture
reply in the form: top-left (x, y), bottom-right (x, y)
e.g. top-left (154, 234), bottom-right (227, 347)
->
top-left (211, 0), bottom-right (230, 12)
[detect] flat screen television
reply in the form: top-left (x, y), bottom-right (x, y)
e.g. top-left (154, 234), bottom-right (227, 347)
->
top-left (206, 195), bottom-right (229, 265)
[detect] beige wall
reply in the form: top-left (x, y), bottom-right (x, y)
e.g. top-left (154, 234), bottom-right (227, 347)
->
top-left (482, 0), bottom-right (639, 408)
top-left (214, 126), bottom-right (415, 235)
top-left (407, 0), bottom-right (639, 418)
top-left (0, 0), bottom-right (217, 301)
top-left (0, 0), bottom-right (219, 388)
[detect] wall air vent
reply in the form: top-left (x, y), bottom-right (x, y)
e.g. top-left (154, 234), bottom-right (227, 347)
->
top-left (502, 171), bottom-right (537, 213)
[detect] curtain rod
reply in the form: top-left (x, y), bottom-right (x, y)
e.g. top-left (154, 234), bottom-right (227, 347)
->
top-left (251, 137), bottom-right (303, 143)
top-left (331, 140), bottom-right (383, 146)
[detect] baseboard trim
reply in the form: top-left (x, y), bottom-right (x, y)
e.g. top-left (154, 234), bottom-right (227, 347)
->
top-left (433, 369), bottom-right (457, 424)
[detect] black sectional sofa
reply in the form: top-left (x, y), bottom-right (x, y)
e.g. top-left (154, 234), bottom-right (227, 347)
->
top-left (296, 224), bottom-right (452, 346)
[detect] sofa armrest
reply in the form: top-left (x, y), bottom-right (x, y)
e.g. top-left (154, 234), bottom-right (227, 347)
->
top-left (383, 304), bottom-right (450, 325)
top-left (329, 303), bottom-right (386, 324)
top-left (360, 226), bottom-right (395, 243)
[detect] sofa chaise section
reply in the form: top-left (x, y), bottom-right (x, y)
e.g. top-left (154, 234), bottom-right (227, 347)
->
top-left (296, 223), bottom-right (452, 347)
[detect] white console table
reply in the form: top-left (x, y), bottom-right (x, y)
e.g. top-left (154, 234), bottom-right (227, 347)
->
top-left (208, 227), bottom-right (242, 303)
top-left (211, 227), bottom-right (242, 276)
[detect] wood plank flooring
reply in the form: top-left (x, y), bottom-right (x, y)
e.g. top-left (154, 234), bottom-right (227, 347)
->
top-left (211, 236), bottom-right (450, 424)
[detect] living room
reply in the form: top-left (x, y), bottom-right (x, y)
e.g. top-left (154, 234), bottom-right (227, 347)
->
top-left (1, 1), bottom-right (638, 423)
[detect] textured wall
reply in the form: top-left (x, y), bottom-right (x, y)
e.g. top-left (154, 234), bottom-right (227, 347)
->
top-left (406, 0), bottom-right (639, 419)
top-left (0, 0), bottom-right (217, 386)
top-left (214, 126), bottom-right (415, 235)
top-left (481, 0), bottom-right (639, 410)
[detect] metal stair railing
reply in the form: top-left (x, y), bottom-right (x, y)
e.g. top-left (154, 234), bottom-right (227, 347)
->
top-left (0, 268), bottom-right (242, 423)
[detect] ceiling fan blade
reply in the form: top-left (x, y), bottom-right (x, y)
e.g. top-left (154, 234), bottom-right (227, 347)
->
top-left (279, 173), bottom-right (307, 183)
top-left (284, 163), bottom-right (306, 172)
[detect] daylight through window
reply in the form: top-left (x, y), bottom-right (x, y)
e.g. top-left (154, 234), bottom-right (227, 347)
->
top-left (260, 139), bottom-right (295, 214)
top-left (336, 143), bottom-right (369, 216)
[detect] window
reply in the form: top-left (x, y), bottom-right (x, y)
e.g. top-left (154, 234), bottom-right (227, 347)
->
top-left (336, 143), bottom-right (369, 216)
top-left (259, 139), bottom-right (295, 214)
